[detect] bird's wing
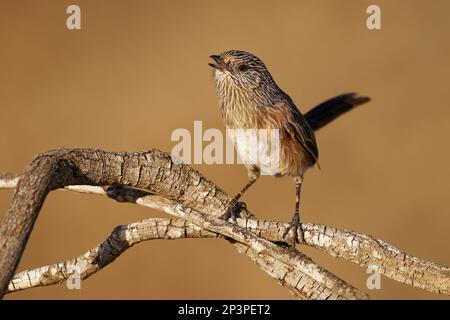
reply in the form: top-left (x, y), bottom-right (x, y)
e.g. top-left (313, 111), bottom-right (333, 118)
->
top-left (272, 100), bottom-right (319, 163)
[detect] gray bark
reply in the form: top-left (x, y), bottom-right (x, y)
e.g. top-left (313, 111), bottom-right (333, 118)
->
top-left (1, 174), bottom-right (449, 298)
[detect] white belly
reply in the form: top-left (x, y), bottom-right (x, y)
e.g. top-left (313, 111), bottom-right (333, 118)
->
top-left (227, 128), bottom-right (281, 176)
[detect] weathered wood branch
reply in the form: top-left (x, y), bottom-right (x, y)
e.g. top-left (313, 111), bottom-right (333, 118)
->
top-left (6, 217), bottom-right (217, 294)
top-left (0, 149), bottom-right (249, 298)
top-left (1, 177), bottom-right (449, 298)
top-left (0, 151), bottom-right (366, 299)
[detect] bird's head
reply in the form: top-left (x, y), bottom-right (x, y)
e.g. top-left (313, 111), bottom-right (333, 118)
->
top-left (209, 50), bottom-right (275, 93)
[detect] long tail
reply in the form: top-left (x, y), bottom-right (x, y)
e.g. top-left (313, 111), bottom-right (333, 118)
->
top-left (304, 93), bottom-right (370, 131)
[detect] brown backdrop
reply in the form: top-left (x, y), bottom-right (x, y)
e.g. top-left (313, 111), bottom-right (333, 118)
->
top-left (1, 0), bottom-right (449, 299)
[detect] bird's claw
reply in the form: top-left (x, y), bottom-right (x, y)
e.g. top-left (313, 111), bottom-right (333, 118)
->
top-left (282, 215), bottom-right (304, 249)
top-left (221, 199), bottom-right (247, 221)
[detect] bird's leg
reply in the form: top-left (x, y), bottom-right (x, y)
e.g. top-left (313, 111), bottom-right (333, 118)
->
top-left (283, 178), bottom-right (304, 248)
top-left (221, 177), bottom-right (258, 221)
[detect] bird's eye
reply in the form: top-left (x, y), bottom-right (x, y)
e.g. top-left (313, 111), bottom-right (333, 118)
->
top-left (238, 64), bottom-right (249, 72)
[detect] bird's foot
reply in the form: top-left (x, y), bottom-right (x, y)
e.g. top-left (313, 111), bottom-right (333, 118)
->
top-left (282, 214), bottom-right (304, 249)
top-left (220, 198), bottom-right (247, 222)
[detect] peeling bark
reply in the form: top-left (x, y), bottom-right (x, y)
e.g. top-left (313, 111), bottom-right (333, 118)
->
top-left (0, 149), bottom-right (251, 297)
top-left (1, 152), bottom-right (449, 299)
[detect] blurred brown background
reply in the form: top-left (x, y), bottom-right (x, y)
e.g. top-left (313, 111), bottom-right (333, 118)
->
top-left (1, 0), bottom-right (449, 299)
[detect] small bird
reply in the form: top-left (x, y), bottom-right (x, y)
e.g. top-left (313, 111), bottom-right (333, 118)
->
top-left (209, 50), bottom-right (369, 247)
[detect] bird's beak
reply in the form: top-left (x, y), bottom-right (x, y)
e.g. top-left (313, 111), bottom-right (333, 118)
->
top-left (209, 55), bottom-right (230, 72)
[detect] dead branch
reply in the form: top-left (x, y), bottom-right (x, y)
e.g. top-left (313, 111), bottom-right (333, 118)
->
top-left (6, 217), bottom-right (216, 294)
top-left (0, 148), bottom-right (244, 297)
top-left (0, 150), bottom-right (366, 300)
top-left (1, 172), bottom-right (449, 298)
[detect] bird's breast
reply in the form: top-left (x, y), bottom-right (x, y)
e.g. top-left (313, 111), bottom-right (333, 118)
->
top-left (221, 101), bottom-right (313, 177)
top-left (221, 99), bottom-right (270, 129)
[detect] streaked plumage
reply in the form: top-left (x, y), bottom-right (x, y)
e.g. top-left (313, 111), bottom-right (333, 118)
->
top-left (210, 50), bottom-right (318, 181)
top-left (209, 50), bottom-right (370, 246)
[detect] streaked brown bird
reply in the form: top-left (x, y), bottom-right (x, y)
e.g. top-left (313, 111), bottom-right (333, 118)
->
top-left (209, 50), bottom-right (369, 247)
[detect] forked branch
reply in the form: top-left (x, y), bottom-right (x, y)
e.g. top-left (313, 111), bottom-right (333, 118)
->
top-left (0, 152), bottom-right (448, 299)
